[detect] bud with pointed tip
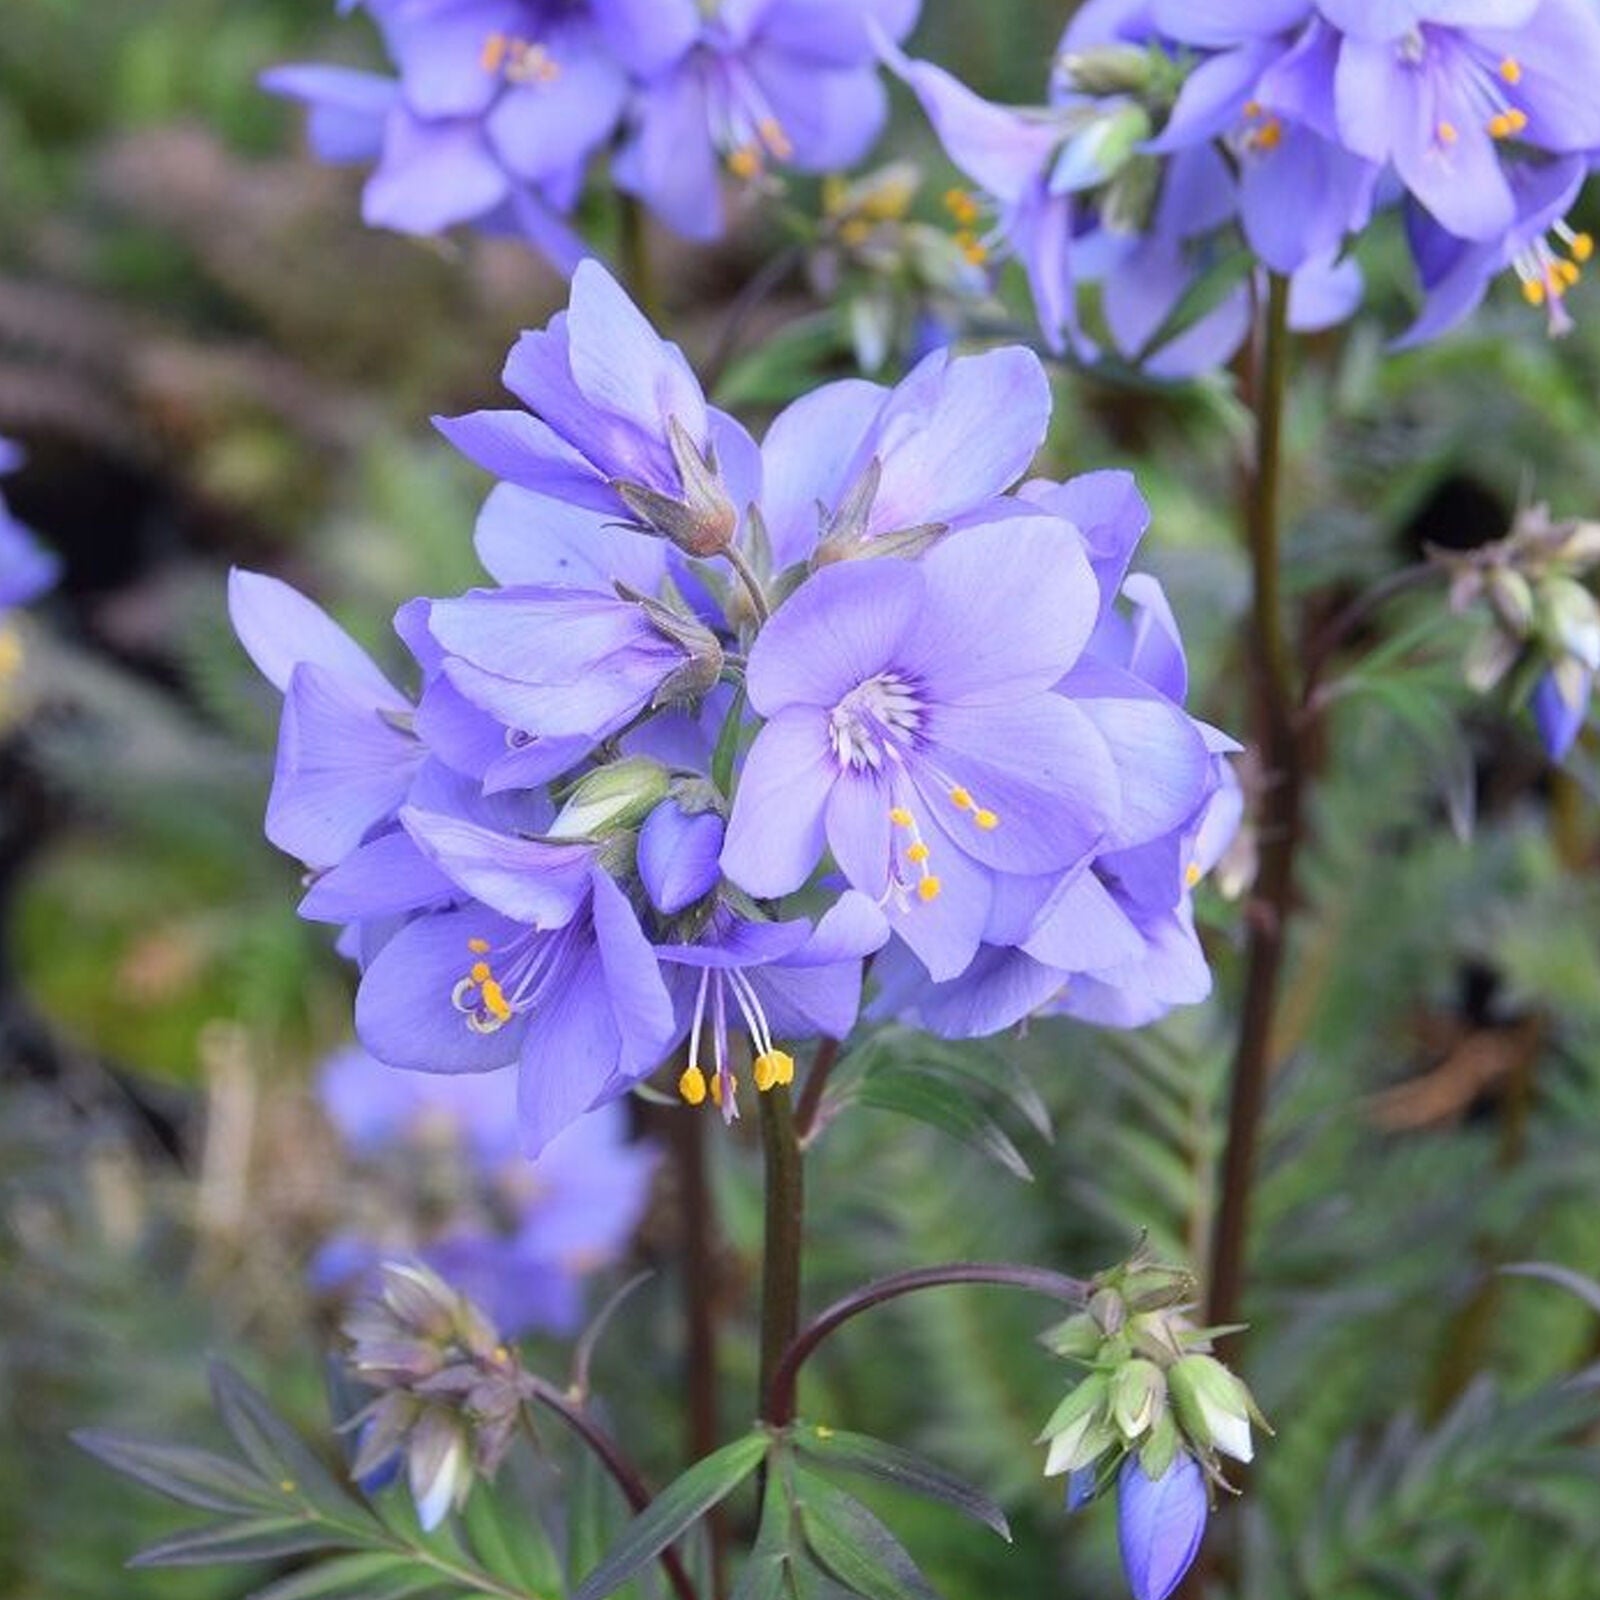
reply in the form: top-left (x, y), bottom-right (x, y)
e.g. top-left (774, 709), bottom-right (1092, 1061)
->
top-left (1168, 1354), bottom-right (1259, 1465)
top-left (614, 416), bottom-right (738, 558)
top-left (549, 757), bottom-right (671, 841)
top-left (638, 796), bottom-right (725, 915)
top-left (1056, 44), bottom-right (1156, 97)
top-left (1111, 1358), bottom-right (1167, 1442)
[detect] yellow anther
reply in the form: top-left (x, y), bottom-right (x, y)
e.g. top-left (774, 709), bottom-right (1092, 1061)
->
top-left (889, 807), bottom-right (915, 827)
top-left (678, 1066), bottom-right (708, 1106)
top-left (1558, 258), bottom-right (1582, 287)
top-left (1499, 56), bottom-right (1522, 84)
top-left (471, 961), bottom-right (491, 983)
top-left (480, 978), bottom-right (511, 1022)
top-left (1436, 120), bottom-right (1459, 145)
top-left (468, 937), bottom-right (490, 954)
top-left (943, 186), bottom-right (980, 224)
top-left (1488, 112), bottom-right (1514, 139)
top-left (481, 31), bottom-right (508, 72)
top-left (755, 1050), bottom-right (795, 1092)
top-left (1572, 232), bottom-right (1594, 263)
top-left (1507, 107), bottom-right (1528, 134)
top-left (973, 808), bottom-right (999, 830)
top-left (758, 116), bottom-right (793, 159)
top-left (708, 1072), bottom-right (737, 1107)
top-left (948, 785), bottom-right (973, 810)
top-left (959, 236), bottom-right (990, 266)
top-left (1523, 278), bottom-right (1548, 306)
top-left (906, 841), bottom-right (930, 864)
top-left (1184, 862), bottom-right (1203, 889)
top-left (1254, 117), bottom-right (1282, 151)
top-left (1242, 99), bottom-right (1262, 119)
top-left (728, 145), bottom-right (761, 179)
top-left (917, 876), bottom-right (942, 903)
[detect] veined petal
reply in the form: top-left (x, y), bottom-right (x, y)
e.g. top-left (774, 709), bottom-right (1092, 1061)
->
top-left (400, 808), bottom-right (592, 925)
top-left (589, 865), bottom-right (676, 1071)
top-left (229, 568), bottom-right (403, 703)
top-left (722, 707), bottom-right (837, 897)
top-left (299, 828), bottom-right (457, 924)
top-left (515, 942), bottom-right (623, 1156)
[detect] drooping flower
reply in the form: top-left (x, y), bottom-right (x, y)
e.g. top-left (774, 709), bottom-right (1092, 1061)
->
top-left (1116, 1452), bottom-right (1209, 1600)
top-left (314, 1046), bottom-right (657, 1336)
top-left (600, 0), bottom-right (920, 240)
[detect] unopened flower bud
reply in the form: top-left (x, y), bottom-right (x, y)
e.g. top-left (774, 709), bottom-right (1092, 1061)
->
top-left (1089, 1285), bottom-right (1127, 1336)
top-left (1051, 103), bottom-right (1152, 193)
top-left (1539, 575), bottom-right (1600, 669)
top-left (549, 756), bottom-right (671, 841)
top-left (1056, 44), bottom-right (1156, 97)
top-left (1039, 1372), bottom-right (1114, 1477)
top-left (1040, 1311), bottom-right (1102, 1361)
top-left (1484, 567), bottom-right (1536, 637)
top-left (614, 417), bottom-right (738, 558)
top-left (638, 795), bottom-right (725, 915)
top-left (1168, 1354), bottom-right (1259, 1464)
top-left (1463, 624), bottom-right (1521, 692)
top-left (1111, 1358), bottom-right (1168, 1442)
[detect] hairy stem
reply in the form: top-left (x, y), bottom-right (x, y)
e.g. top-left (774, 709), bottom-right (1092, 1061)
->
top-left (757, 1084), bottom-right (805, 1420)
top-left (1207, 271), bottom-right (1301, 1342)
top-left (766, 1262), bottom-right (1090, 1428)
top-left (524, 1379), bottom-right (699, 1600)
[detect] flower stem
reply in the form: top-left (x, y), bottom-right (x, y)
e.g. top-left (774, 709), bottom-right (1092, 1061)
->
top-left (765, 1262), bottom-right (1089, 1428)
top-left (1207, 270), bottom-right (1301, 1342)
top-left (723, 541), bottom-right (772, 625)
top-left (523, 1379), bottom-right (699, 1600)
top-left (756, 1083), bottom-right (804, 1420)
top-left (793, 1036), bottom-right (841, 1144)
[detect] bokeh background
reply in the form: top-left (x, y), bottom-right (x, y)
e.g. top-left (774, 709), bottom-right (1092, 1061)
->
top-left (4, 2), bottom-right (1600, 1596)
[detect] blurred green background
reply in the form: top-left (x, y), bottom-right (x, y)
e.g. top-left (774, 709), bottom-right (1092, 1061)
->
top-left (3, 2), bottom-right (1600, 1597)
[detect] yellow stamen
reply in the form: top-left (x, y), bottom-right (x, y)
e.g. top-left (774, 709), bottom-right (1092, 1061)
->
top-left (959, 235), bottom-right (990, 266)
top-left (758, 116), bottom-right (793, 160)
top-left (1557, 258), bottom-right (1582, 287)
top-left (948, 785), bottom-right (973, 809)
top-left (973, 808), bottom-right (999, 830)
top-left (1507, 107), bottom-right (1528, 134)
top-left (709, 1072), bottom-right (737, 1107)
top-left (1499, 56), bottom-right (1522, 85)
top-left (481, 32), bottom-right (508, 72)
top-left (1253, 117), bottom-right (1282, 151)
top-left (889, 807), bottom-right (915, 827)
top-left (678, 1066), bottom-right (708, 1106)
top-left (1488, 112), bottom-right (1514, 139)
top-left (468, 938), bottom-right (490, 954)
top-left (1242, 99), bottom-right (1262, 119)
top-left (1571, 232), bottom-right (1594, 263)
top-left (917, 876), bottom-right (942, 903)
top-left (728, 145), bottom-right (762, 180)
top-left (471, 961), bottom-right (491, 983)
top-left (754, 1050), bottom-right (794, 1092)
top-left (1184, 862), bottom-right (1203, 889)
top-left (906, 841), bottom-right (930, 864)
top-left (1523, 278), bottom-right (1547, 306)
top-left (480, 978), bottom-right (511, 1023)
top-left (1436, 120), bottom-right (1459, 145)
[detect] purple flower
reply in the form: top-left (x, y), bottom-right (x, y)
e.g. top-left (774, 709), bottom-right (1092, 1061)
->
top-left (658, 891), bottom-right (884, 1116)
top-left (1116, 1452), bottom-right (1209, 1600)
top-left (601, 0), bottom-right (919, 240)
top-left (315, 1046), bottom-right (657, 1337)
top-left (352, 811), bottom-right (676, 1154)
top-left (230, 569), bottom-right (425, 870)
top-left (637, 796), bottom-right (726, 915)
top-left (436, 260), bottom-right (757, 557)
top-left (1532, 664), bottom-right (1592, 760)
top-left (0, 442), bottom-right (58, 616)
top-left (264, 0), bottom-right (630, 268)
top-left (721, 517), bottom-right (1121, 980)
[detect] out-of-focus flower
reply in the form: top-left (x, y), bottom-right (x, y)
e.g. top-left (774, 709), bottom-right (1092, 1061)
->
top-left (343, 1260), bottom-right (536, 1528)
top-left (315, 1047), bottom-right (657, 1337)
top-left (0, 441), bottom-right (58, 685)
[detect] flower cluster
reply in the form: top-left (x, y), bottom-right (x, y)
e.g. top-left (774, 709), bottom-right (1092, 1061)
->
top-left (234, 260), bottom-right (1235, 1154)
top-left (1037, 1252), bottom-right (1265, 1600)
top-left (313, 1046), bottom-right (657, 1337)
top-left (888, 0), bottom-right (1600, 371)
top-left (265, 0), bottom-right (919, 268)
top-left (342, 1260), bottom-right (536, 1528)
top-left (1439, 500), bottom-right (1600, 759)
top-left (0, 439), bottom-right (59, 678)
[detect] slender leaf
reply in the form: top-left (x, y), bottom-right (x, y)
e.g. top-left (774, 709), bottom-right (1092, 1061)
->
top-left (131, 1515), bottom-right (362, 1568)
top-left (851, 1067), bottom-right (1033, 1181)
top-left (72, 1428), bottom-right (280, 1515)
top-left (791, 1426), bottom-right (1009, 1542)
top-left (572, 1432), bottom-right (771, 1600)
top-left (244, 1551), bottom-right (455, 1600)
top-left (793, 1469), bottom-right (942, 1600)
top-left (1502, 1261), bottom-right (1600, 1316)
top-left (463, 1480), bottom-right (563, 1597)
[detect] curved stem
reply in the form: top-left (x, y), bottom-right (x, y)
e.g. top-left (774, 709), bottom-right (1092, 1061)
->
top-left (756, 1084), bottom-right (804, 1419)
top-left (766, 1262), bottom-right (1090, 1428)
top-left (1207, 271), bottom-right (1299, 1343)
top-left (523, 1379), bottom-right (699, 1600)
top-left (723, 541), bottom-right (772, 626)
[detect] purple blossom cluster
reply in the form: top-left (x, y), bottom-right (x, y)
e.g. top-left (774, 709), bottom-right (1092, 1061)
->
top-left (234, 260), bottom-right (1236, 1155)
top-left (313, 1046), bottom-right (656, 1337)
top-left (888, 0), bottom-right (1600, 371)
top-left (264, 0), bottom-right (919, 268)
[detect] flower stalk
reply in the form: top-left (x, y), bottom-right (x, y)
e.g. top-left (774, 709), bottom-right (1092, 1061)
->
top-left (757, 1083), bottom-right (805, 1420)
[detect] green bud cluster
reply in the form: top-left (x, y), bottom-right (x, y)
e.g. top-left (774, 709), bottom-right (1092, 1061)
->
top-left (1035, 1249), bottom-right (1267, 1502)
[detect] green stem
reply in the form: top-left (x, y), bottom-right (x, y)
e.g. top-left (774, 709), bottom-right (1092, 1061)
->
top-left (765, 1262), bottom-right (1090, 1429)
top-left (757, 1084), bottom-right (805, 1420)
top-left (618, 195), bottom-right (660, 324)
top-left (1206, 271), bottom-right (1301, 1344)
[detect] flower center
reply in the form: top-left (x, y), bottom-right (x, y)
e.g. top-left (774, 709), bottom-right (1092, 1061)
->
top-left (676, 967), bottom-right (794, 1119)
top-left (1513, 218), bottom-right (1593, 335)
top-left (829, 672), bottom-right (922, 772)
top-left (481, 32), bottom-right (561, 85)
top-left (451, 926), bottom-right (577, 1035)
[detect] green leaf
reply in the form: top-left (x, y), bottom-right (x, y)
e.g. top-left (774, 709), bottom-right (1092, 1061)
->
top-left (793, 1470), bottom-right (942, 1600)
top-left (209, 1363), bottom-right (370, 1530)
top-left (72, 1428), bottom-right (280, 1515)
top-left (244, 1551), bottom-right (455, 1600)
top-left (131, 1516), bottom-right (362, 1568)
top-left (851, 1066), bottom-right (1033, 1181)
top-left (571, 1432), bottom-right (771, 1600)
top-left (791, 1426), bottom-right (1010, 1542)
top-left (462, 1479), bottom-right (563, 1596)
